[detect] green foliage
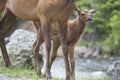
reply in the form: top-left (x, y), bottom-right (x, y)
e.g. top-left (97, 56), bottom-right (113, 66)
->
top-left (0, 67), bottom-right (40, 79)
top-left (76, 0), bottom-right (91, 9)
top-left (76, 0), bottom-right (120, 56)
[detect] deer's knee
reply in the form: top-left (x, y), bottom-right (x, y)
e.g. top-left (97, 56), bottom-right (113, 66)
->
top-left (62, 44), bottom-right (68, 55)
top-left (45, 43), bottom-right (51, 52)
top-left (33, 46), bottom-right (39, 54)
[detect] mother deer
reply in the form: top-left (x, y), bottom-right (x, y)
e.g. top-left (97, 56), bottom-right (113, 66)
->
top-left (0, 0), bottom-right (77, 80)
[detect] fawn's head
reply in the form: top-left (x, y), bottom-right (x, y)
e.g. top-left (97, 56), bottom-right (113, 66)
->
top-left (75, 7), bottom-right (97, 23)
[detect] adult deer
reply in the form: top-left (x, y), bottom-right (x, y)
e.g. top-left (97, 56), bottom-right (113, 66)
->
top-left (0, 0), bottom-right (77, 80)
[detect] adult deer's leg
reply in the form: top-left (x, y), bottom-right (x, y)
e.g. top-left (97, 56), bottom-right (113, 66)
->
top-left (0, 9), bottom-right (16, 36)
top-left (33, 21), bottom-right (40, 47)
top-left (0, 0), bottom-right (7, 29)
top-left (49, 39), bottom-right (60, 69)
top-left (33, 21), bottom-right (44, 75)
top-left (59, 23), bottom-right (73, 80)
top-left (0, 9), bottom-right (16, 67)
top-left (68, 45), bottom-right (75, 79)
top-left (0, 13), bottom-right (7, 30)
top-left (0, 36), bottom-right (10, 67)
top-left (40, 16), bottom-right (52, 80)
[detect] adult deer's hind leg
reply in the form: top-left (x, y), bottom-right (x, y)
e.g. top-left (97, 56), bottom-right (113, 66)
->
top-left (0, 9), bottom-right (16, 67)
top-left (0, 37), bottom-right (10, 67)
top-left (33, 21), bottom-right (41, 47)
top-left (0, 10), bottom-right (8, 30)
top-left (33, 21), bottom-right (44, 75)
top-left (59, 23), bottom-right (73, 80)
top-left (0, 9), bottom-right (16, 36)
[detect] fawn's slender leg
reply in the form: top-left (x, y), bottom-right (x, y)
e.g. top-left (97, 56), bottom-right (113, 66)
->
top-left (68, 45), bottom-right (75, 79)
top-left (49, 38), bottom-right (60, 69)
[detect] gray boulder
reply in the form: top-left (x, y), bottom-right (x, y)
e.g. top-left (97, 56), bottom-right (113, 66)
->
top-left (5, 29), bottom-right (43, 68)
top-left (107, 58), bottom-right (120, 80)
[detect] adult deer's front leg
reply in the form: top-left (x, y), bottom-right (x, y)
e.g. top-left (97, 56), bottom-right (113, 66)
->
top-left (59, 23), bottom-right (73, 80)
top-left (40, 16), bottom-right (52, 80)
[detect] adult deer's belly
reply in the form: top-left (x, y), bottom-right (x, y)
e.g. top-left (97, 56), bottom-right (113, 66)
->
top-left (6, 0), bottom-right (39, 21)
top-left (37, 0), bottom-right (75, 22)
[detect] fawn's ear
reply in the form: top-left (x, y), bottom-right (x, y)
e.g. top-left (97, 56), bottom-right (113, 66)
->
top-left (75, 7), bottom-right (81, 14)
top-left (89, 9), bottom-right (97, 14)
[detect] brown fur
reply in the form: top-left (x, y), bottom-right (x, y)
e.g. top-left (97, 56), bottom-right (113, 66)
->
top-left (0, 0), bottom-right (77, 80)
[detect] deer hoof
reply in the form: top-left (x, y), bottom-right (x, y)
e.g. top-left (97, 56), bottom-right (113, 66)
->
top-left (46, 73), bottom-right (52, 80)
top-left (66, 76), bottom-right (73, 80)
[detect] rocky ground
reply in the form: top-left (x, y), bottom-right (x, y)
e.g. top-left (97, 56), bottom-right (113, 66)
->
top-left (0, 74), bottom-right (32, 80)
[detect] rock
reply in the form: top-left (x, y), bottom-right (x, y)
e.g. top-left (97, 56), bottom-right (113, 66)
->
top-left (6, 29), bottom-right (37, 54)
top-left (4, 29), bottom-right (43, 68)
top-left (107, 59), bottom-right (120, 80)
top-left (0, 74), bottom-right (33, 80)
top-left (51, 45), bottom-right (100, 58)
top-left (75, 46), bottom-right (87, 58)
top-left (76, 46), bottom-right (101, 59)
top-left (53, 46), bottom-right (87, 58)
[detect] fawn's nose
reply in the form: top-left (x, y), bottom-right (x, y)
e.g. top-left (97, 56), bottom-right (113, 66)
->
top-left (87, 18), bottom-right (92, 22)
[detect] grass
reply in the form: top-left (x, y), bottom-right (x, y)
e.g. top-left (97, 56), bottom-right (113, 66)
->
top-left (0, 66), bottom-right (65, 80)
top-left (0, 67), bottom-right (40, 80)
top-left (0, 66), bottom-right (111, 80)
top-left (81, 76), bottom-right (111, 80)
